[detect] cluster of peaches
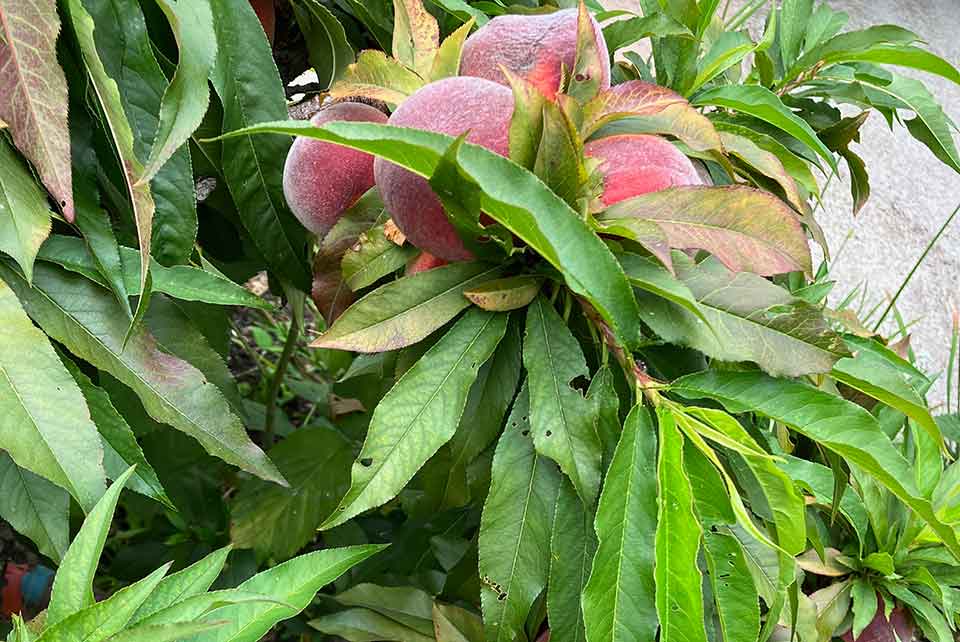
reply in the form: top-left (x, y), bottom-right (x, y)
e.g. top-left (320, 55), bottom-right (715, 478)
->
top-left (282, 8), bottom-right (701, 270)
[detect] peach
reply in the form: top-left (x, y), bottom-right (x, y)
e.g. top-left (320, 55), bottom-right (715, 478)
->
top-left (282, 102), bottom-right (388, 236)
top-left (460, 8), bottom-right (610, 100)
top-left (406, 251), bottom-right (448, 275)
top-left (374, 77), bottom-right (514, 261)
top-left (584, 134), bottom-right (702, 207)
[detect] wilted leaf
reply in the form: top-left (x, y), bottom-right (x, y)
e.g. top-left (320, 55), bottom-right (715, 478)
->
top-left (0, 0), bottom-right (73, 220)
top-left (524, 296), bottom-right (602, 505)
top-left (321, 309), bottom-right (507, 529)
top-left (0, 138), bottom-right (51, 282)
top-left (0, 275), bottom-right (104, 511)
top-left (599, 185), bottom-right (812, 277)
top-left (464, 276), bottom-right (541, 312)
top-left (583, 80), bottom-right (722, 152)
top-left (314, 261), bottom-right (502, 352)
top-left (331, 50), bottom-right (425, 106)
top-left (231, 427), bottom-right (353, 560)
top-left (638, 254), bottom-right (848, 377)
top-left (796, 548), bottom-right (850, 577)
top-left (0, 262), bottom-right (284, 485)
top-left (479, 385), bottom-right (560, 642)
top-left (392, 0), bottom-right (439, 78)
top-left (0, 452), bottom-right (69, 563)
top-left (581, 406), bottom-right (659, 642)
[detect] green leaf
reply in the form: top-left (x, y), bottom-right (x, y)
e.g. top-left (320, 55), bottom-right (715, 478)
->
top-left (712, 121), bottom-right (819, 197)
top-left (583, 80), bottom-right (722, 152)
top-left (131, 545), bottom-right (233, 624)
top-left (692, 85), bottom-right (838, 171)
top-left (601, 13), bottom-right (692, 58)
top-left (0, 276), bottom-right (104, 511)
top-left (534, 100), bottom-right (588, 208)
top-left (99, 622), bottom-right (225, 642)
top-left (719, 131), bottom-right (805, 212)
top-left (310, 609), bottom-right (433, 642)
top-left (463, 275), bottom-right (541, 312)
top-left (0, 138), bottom-right (51, 282)
top-left (314, 261), bottom-right (502, 352)
top-left (581, 405), bottom-right (659, 642)
top-left (599, 185), bottom-right (812, 277)
top-left (671, 370), bottom-right (960, 559)
top-left (292, 0), bottom-right (355, 90)
top-left (429, 18), bottom-right (474, 80)
top-left (38, 564), bottom-right (171, 642)
top-left (567, 2), bottom-right (607, 103)
top-left (0, 262), bottom-right (284, 485)
top-left (788, 24), bottom-right (919, 81)
top-left (691, 31), bottom-right (756, 93)
top-left (0, 0), bottom-right (73, 220)
top-left (617, 252), bottom-right (709, 324)
top-left (810, 581), bottom-right (852, 641)
top-left (505, 70), bottom-right (547, 171)
top-left (547, 480), bottom-right (597, 642)
top-left (59, 353), bottom-right (168, 506)
top-left (0, 452), bottom-right (69, 564)
top-left (636, 254), bottom-right (849, 377)
top-left (65, 0), bottom-right (154, 300)
top-left (703, 531), bottom-right (760, 642)
top-left (587, 365), bottom-right (621, 469)
top-left (433, 318), bottom-right (522, 509)
top-left (524, 295), bottom-right (602, 505)
top-left (38, 235), bottom-right (270, 309)
top-left (47, 467), bottom-right (136, 626)
top-left (190, 545), bottom-right (387, 642)
top-left (331, 50), bottom-right (425, 106)
top-left (333, 583), bottom-right (434, 636)
top-left (427, 0), bottom-right (488, 26)
top-left (655, 407), bottom-right (708, 642)
top-left (132, 590), bottom-right (284, 628)
top-left (321, 308), bottom-right (507, 529)
top-left (850, 579), bottom-right (877, 640)
top-left (479, 385), bottom-right (560, 642)
top-left (208, 0), bottom-right (310, 289)
top-left (341, 224), bottom-right (416, 291)
top-left (231, 427), bottom-right (353, 559)
top-left (140, 0), bottom-right (217, 188)
top-left (832, 337), bottom-right (942, 452)
top-left (432, 603), bottom-right (484, 642)
top-left (392, 0), bottom-right (439, 78)
top-left (216, 119), bottom-right (643, 349)
top-left (779, 0), bottom-right (813, 67)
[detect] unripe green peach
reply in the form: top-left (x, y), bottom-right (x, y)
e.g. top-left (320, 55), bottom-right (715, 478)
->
top-left (584, 134), bottom-right (702, 206)
top-left (460, 8), bottom-right (610, 100)
top-left (282, 102), bottom-right (388, 236)
top-left (374, 77), bottom-right (514, 261)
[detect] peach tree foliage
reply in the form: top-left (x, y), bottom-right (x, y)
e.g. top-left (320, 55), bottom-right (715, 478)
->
top-left (0, 0), bottom-right (959, 640)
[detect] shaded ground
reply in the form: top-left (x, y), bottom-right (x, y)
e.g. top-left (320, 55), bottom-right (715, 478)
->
top-left (604, 0), bottom-right (960, 407)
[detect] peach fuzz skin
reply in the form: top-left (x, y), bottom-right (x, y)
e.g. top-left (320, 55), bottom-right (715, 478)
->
top-left (460, 9), bottom-right (610, 100)
top-left (584, 134), bottom-right (702, 206)
top-left (374, 77), bottom-right (514, 261)
top-left (282, 102), bottom-right (388, 237)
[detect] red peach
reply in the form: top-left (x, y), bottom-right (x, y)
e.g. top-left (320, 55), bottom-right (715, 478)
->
top-left (282, 102), bottom-right (388, 236)
top-left (460, 8), bottom-right (610, 100)
top-left (406, 251), bottom-right (448, 275)
top-left (584, 134), bottom-right (702, 207)
top-left (374, 77), bottom-right (514, 261)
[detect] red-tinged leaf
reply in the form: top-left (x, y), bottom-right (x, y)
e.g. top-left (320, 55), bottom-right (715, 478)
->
top-left (595, 217), bottom-right (674, 272)
top-left (598, 185), bottom-right (812, 277)
top-left (581, 80), bottom-right (722, 152)
top-left (65, 0), bottom-right (154, 304)
top-left (0, 0), bottom-right (73, 221)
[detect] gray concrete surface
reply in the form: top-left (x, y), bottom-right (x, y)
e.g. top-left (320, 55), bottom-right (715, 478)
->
top-left (603, 0), bottom-right (960, 408)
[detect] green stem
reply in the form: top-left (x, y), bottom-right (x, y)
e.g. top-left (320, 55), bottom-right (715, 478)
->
top-left (874, 201), bottom-right (960, 332)
top-left (264, 314), bottom-right (301, 446)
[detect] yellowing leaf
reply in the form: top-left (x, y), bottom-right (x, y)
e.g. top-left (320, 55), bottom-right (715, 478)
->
top-left (720, 131), bottom-right (805, 212)
top-left (392, 0), bottom-right (439, 78)
top-left (582, 80), bottom-right (722, 152)
top-left (332, 49), bottom-right (425, 106)
top-left (0, 0), bottom-right (73, 221)
top-left (464, 275), bottom-right (541, 312)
